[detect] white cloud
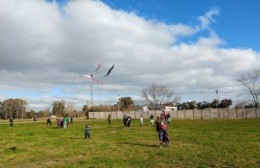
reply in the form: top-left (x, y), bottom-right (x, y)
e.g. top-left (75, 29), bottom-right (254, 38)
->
top-left (198, 7), bottom-right (220, 29)
top-left (0, 1), bottom-right (259, 110)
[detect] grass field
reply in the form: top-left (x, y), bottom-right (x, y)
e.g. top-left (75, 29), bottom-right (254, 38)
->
top-left (0, 118), bottom-right (259, 168)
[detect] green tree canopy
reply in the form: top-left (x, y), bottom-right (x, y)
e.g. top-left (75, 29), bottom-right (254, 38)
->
top-left (119, 97), bottom-right (134, 111)
top-left (52, 100), bottom-right (65, 117)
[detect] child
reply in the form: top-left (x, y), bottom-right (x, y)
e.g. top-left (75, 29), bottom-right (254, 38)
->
top-left (126, 116), bottom-right (131, 127)
top-left (46, 118), bottom-right (52, 126)
top-left (140, 115), bottom-right (143, 127)
top-left (9, 118), bottom-right (14, 127)
top-left (166, 113), bottom-right (171, 124)
top-left (85, 124), bottom-right (91, 139)
top-left (159, 122), bottom-right (170, 147)
top-left (108, 114), bottom-right (111, 125)
top-left (150, 114), bottom-right (154, 126)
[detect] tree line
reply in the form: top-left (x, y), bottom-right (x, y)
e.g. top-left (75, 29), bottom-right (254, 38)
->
top-left (0, 97), bottom-right (136, 119)
top-left (1, 70), bottom-right (259, 119)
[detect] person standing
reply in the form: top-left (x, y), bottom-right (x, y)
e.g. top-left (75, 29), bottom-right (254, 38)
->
top-left (126, 116), bottom-right (131, 127)
top-left (63, 116), bottom-right (68, 129)
top-left (155, 116), bottom-right (163, 147)
top-left (166, 113), bottom-right (171, 124)
top-left (150, 114), bottom-right (154, 126)
top-left (9, 118), bottom-right (14, 127)
top-left (140, 115), bottom-right (143, 127)
top-left (46, 118), bottom-right (52, 126)
top-left (160, 121), bottom-right (170, 147)
top-left (123, 115), bottom-right (127, 127)
top-left (108, 114), bottom-right (111, 125)
top-left (85, 123), bottom-right (91, 139)
top-left (70, 116), bottom-right (73, 124)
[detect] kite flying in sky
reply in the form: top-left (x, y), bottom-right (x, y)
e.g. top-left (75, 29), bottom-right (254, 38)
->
top-left (95, 63), bottom-right (104, 72)
top-left (105, 64), bottom-right (114, 77)
top-left (77, 63), bottom-right (115, 86)
top-left (77, 73), bottom-right (104, 85)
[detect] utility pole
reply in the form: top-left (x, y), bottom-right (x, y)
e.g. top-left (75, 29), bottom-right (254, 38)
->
top-left (215, 89), bottom-right (219, 101)
top-left (91, 85), bottom-right (93, 107)
top-left (117, 94), bottom-right (120, 111)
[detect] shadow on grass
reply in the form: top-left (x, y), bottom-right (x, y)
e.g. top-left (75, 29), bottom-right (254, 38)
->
top-left (119, 142), bottom-right (158, 148)
top-left (68, 137), bottom-right (85, 140)
top-left (107, 126), bottom-right (124, 129)
top-left (51, 127), bottom-right (63, 129)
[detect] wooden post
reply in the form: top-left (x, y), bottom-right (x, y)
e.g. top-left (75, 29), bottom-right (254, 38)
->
top-left (245, 108), bottom-right (248, 119)
top-left (209, 109), bottom-right (211, 119)
top-left (184, 110), bottom-right (186, 119)
top-left (192, 110), bottom-right (194, 119)
top-left (236, 109), bottom-right (238, 118)
top-left (200, 110), bottom-right (203, 119)
top-left (227, 108), bottom-right (229, 118)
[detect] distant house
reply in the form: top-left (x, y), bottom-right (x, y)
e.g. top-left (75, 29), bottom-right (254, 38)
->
top-left (164, 106), bottom-right (177, 112)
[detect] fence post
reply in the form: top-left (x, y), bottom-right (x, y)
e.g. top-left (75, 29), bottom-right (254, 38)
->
top-left (177, 110), bottom-right (178, 119)
top-left (246, 108), bottom-right (248, 119)
top-left (209, 109), bottom-right (211, 119)
top-left (192, 110), bottom-right (194, 119)
top-left (227, 108), bottom-right (229, 118)
top-left (200, 110), bottom-right (203, 119)
top-left (236, 109), bottom-right (238, 118)
top-left (184, 110), bottom-right (186, 119)
top-left (255, 108), bottom-right (257, 118)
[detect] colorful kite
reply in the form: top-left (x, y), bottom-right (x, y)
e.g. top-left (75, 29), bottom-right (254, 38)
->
top-left (95, 63), bottom-right (104, 72)
top-left (77, 73), bottom-right (104, 85)
top-left (77, 63), bottom-right (114, 86)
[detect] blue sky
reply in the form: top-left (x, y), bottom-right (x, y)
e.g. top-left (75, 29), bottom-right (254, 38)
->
top-left (1, 0), bottom-right (259, 110)
top-left (101, 0), bottom-right (260, 51)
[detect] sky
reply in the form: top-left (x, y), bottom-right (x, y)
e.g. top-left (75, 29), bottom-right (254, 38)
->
top-left (0, 0), bottom-right (260, 111)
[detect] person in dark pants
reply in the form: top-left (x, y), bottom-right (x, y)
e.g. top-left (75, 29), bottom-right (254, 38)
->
top-left (126, 116), bottom-right (131, 127)
top-left (46, 118), bottom-right (52, 126)
top-left (85, 123), bottom-right (91, 139)
top-left (123, 115), bottom-right (127, 127)
top-left (108, 114), bottom-right (111, 125)
top-left (9, 118), bottom-right (14, 127)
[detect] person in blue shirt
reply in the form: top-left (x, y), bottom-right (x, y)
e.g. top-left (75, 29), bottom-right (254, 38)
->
top-left (85, 123), bottom-right (91, 139)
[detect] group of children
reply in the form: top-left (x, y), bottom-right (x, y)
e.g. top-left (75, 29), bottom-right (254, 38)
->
top-left (56, 116), bottom-right (73, 128)
top-left (85, 110), bottom-right (171, 148)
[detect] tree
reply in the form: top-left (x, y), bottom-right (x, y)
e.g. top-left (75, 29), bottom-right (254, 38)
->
top-left (238, 70), bottom-right (260, 108)
top-left (25, 109), bottom-right (36, 119)
top-left (119, 97), bottom-right (134, 111)
top-left (0, 103), bottom-right (4, 119)
top-left (197, 101), bottom-right (211, 109)
top-left (211, 99), bottom-right (220, 108)
top-left (2, 98), bottom-right (27, 119)
top-left (219, 99), bottom-right (232, 108)
top-left (52, 100), bottom-right (65, 117)
top-left (141, 83), bottom-right (179, 110)
top-left (82, 105), bottom-right (89, 119)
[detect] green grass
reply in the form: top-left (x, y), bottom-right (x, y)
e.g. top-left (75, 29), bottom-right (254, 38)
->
top-left (0, 119), bottom-right (259, 167)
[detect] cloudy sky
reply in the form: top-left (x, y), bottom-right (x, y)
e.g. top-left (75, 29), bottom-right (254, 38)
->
top-left (1, 0), bottom-right (260, 110)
